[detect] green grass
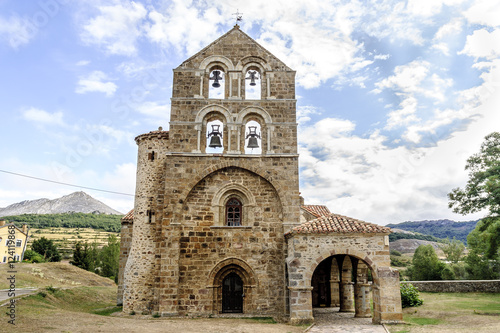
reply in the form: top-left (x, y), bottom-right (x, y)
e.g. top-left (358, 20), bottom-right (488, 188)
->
top-left (407, 317), bottom-right (442, 325)
top-left (21, 286), bottom-right (116, 315)
top-left (388, 292), bottom-right (500, 332)
top-left (245, 317), bottom-right (277, 324)
top-left (93, 306), bottom-right (123, 316)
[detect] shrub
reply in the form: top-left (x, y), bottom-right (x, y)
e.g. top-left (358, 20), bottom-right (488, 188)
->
top-left (400, 283), bottom-right (423, 308)
top-left (23, 250), bottom-right (46, 263)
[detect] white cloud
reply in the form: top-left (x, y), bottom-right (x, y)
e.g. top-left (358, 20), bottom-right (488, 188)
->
top-left (75, 71), bottom-right (117, 96)
top-left (464, 0), bottom-right (500, 27)
top-left (22, 108), bottom-right (65, 126)
top-left (76, 60), bottom-right (90, 66)
top-left (460, 29), bottom-right (500, 60)
top-left (80, 1), bottom-right (147, 56)
top-left (0, 15), bottom-right (36, 48)
top-left (145, 3), bottom-right (221, 56)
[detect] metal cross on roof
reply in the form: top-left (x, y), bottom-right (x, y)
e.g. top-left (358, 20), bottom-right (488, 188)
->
top-left (233, 9), bottom-right (243, 24)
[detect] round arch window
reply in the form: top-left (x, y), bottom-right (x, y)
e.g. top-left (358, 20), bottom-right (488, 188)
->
top-left (226, 198), bottom-right (242, 226)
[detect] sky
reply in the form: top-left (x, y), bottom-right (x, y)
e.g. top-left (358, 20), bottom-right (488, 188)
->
top-left (0, 0), bottom-right (499, 225)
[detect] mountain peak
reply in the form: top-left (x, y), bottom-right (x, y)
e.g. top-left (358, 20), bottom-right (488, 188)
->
top-left (0, 192), bottom-right (122, 217)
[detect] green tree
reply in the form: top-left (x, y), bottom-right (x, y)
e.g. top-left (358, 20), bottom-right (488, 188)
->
top-left (448, 132), bottom-right (500, 258)
top-left (31, 237), bottom-right (61, 262)
top-left (408, 245), bottom-right (445, 280)
top-left (98, 235), bottom-right (120, 281)
top-left (464, 228), bottom-right (500, 279)
top-left (439, 237), bottom-right (465, 263)
top-left (70, 240), bottom-right (98, 272)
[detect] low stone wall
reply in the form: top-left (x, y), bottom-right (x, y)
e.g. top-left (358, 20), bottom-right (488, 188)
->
top-left (402, 280), bottom-right (500, 293)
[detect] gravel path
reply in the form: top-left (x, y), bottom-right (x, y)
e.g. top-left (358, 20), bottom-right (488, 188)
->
top-left (308, 308), bottom-right (387, 333)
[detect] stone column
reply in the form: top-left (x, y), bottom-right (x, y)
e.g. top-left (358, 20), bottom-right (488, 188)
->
top-left (372, 267), bottom-right (403, 324)
top-left (340, 282), bottom-right (355, 312)
top-left (288, 286), bottom-right (314, 325)
top-left (330, 258), bottom-right (340, 307)
top-left (354, 283), bottom-right (372, 317)
top-left (339, 256), bottom-right (354, 312)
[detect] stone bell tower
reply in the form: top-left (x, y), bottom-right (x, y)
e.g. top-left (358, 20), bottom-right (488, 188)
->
top-left (122, 25), bottom-right (301, 317)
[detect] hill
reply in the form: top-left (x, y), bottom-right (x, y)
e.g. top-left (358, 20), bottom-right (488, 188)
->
top-left (2, 212), bottom-right (122, 232)
top-left (387, 219), bottom-right (479, 244)
top-left (0, 191), bottom-right (122, 216)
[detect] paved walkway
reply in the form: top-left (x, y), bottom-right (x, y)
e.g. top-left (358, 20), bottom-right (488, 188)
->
top-left (307, 308), bottom-right (387, 333)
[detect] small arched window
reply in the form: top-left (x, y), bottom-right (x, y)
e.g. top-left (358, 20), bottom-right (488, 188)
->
top-left (226, 198), bottom-right (242, 226)
top-left (209, 69), bottom-right (225, 99)
top-left (245, 70), bottom-right (261, 99)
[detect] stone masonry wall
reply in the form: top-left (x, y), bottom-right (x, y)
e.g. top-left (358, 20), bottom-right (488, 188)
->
top-left (117, 219), bottom-right (132, 305)
top-left (285, 233), bottom-right (402, 324)
top-left (122, 130), bottom-right (169, 313)
top-left (176, 167), bottom-right (285, 315)
top-left (157, 154), bottom-right (301, 316)
top-left (402, 280), bottom-right (500, 293)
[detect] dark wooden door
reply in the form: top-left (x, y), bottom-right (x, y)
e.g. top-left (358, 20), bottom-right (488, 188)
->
top-left (222, 273), bottom-right (243, 313)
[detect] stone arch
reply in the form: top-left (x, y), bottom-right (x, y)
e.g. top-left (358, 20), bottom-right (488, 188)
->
top-left (305, 248), bottom-right (380, 284)
top-left (236, 106), bottom-right (272, 124)
top-left (235, 56), bottom-right (271, 71)
top-left (194, 105), bottom-right (232, 153)
top-left (174, 164), bottom-right (285, 224)
top-left (211, 183), bottom-right (257, 226)
top-left (195, 104), bottom-right (232, 124)
top-left (208, 258), bottom-right (258, 314)
top-left (200, 55), bottom-right (235, 72)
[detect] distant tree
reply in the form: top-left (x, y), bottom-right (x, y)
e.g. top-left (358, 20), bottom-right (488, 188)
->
top-left (464, 229), bottom-right (500, 280)
top-left (448, 132), bottom-right (500, 258)
top-left (23, 249), bottom-right (45, 263)
top-left (31, 237), bottom-right (61, 262)
top-left (407, 245), bottom-right (445, 280)
top-left (439, 237), bottom-right (465, 263)
top-left (98, 235), bottom-right (120, 282)
top-left (70, 240), bottom-right (99, 272)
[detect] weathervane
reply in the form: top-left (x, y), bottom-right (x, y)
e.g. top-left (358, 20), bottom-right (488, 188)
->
top-left (233, 9), bottom-right (243, 24)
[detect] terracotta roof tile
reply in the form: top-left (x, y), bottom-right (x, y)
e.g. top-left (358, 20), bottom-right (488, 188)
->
top-left (288, 213), bottom-right (391, 235)
top-left (301, 205), bottom-right (331, 218)
top-left (122, 209), bottom-right (134, 222)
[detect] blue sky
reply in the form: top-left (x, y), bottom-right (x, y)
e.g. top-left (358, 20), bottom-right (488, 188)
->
top-left (0, 0), bottom-right (499, 224)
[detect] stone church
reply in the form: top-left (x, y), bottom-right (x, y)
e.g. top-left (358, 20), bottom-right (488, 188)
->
top-left (118, 25), bottom-right (403, 325)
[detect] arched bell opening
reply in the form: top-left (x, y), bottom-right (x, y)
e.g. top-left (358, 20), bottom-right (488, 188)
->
top-left (311, 255), bottom-right (374, 320)
top-left (208, 67), bottom-right (226, 99)
top-left (244, 68), bottom-right (261, 100)
top-left (244, 120), bottom-right (262, 155)
top-left (205, 118), bottom-right (224, 154)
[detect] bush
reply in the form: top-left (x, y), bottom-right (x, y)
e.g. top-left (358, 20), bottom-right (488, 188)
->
top-left (400, 283), bottom-right (423, 308)
top-left (23, 250), bottom-right (46, 263)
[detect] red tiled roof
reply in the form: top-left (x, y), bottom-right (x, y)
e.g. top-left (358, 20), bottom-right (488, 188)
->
top-left (122, 209), bottom-right (134, 222)
top-left (301, 205), bottom-right (331, 218)
top-left (289, 213), bottom-right (391, 235)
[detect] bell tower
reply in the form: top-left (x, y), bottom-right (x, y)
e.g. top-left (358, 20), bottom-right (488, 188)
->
top-left (123, 25), bottom-right (301, 317)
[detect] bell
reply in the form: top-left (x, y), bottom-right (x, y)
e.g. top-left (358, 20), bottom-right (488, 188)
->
top-left (246, 70), bottom-right (258, 86)
top-left (245, 126), bottom-right (261, 149)
top-left (210, 70), bottom-right (223, 88)
top-left (247, 137), bottom-right (259, 149)
top-left (209, 135), bottom-right (222, 148)
top-left (207, 124), bottom-right (223, 148)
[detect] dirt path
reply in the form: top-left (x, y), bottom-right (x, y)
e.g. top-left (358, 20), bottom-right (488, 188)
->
top-left (13, 311), bottom-right (305, 333)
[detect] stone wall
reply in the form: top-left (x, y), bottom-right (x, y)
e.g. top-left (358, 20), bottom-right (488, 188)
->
top-left (402, 280), bottom-right (500, 293)
top-left (285, 233), bottom-right (403, 324)
top-left (117, 219), bottom-right (133, 305)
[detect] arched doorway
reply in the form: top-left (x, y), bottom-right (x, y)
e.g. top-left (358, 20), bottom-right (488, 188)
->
top-left (311, 255), bottom-right (374, 320)
top-left (208, 258), bottom-right (258, 314)
top-left (222, 272), bottom-right (243, 313)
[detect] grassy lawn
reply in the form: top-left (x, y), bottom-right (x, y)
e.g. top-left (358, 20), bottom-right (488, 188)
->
top-left (388, 292), bottom-right (500, 333)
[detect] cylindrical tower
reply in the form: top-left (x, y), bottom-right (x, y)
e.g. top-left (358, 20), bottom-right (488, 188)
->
top-left (123, 128), bottom-right (169, 313)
